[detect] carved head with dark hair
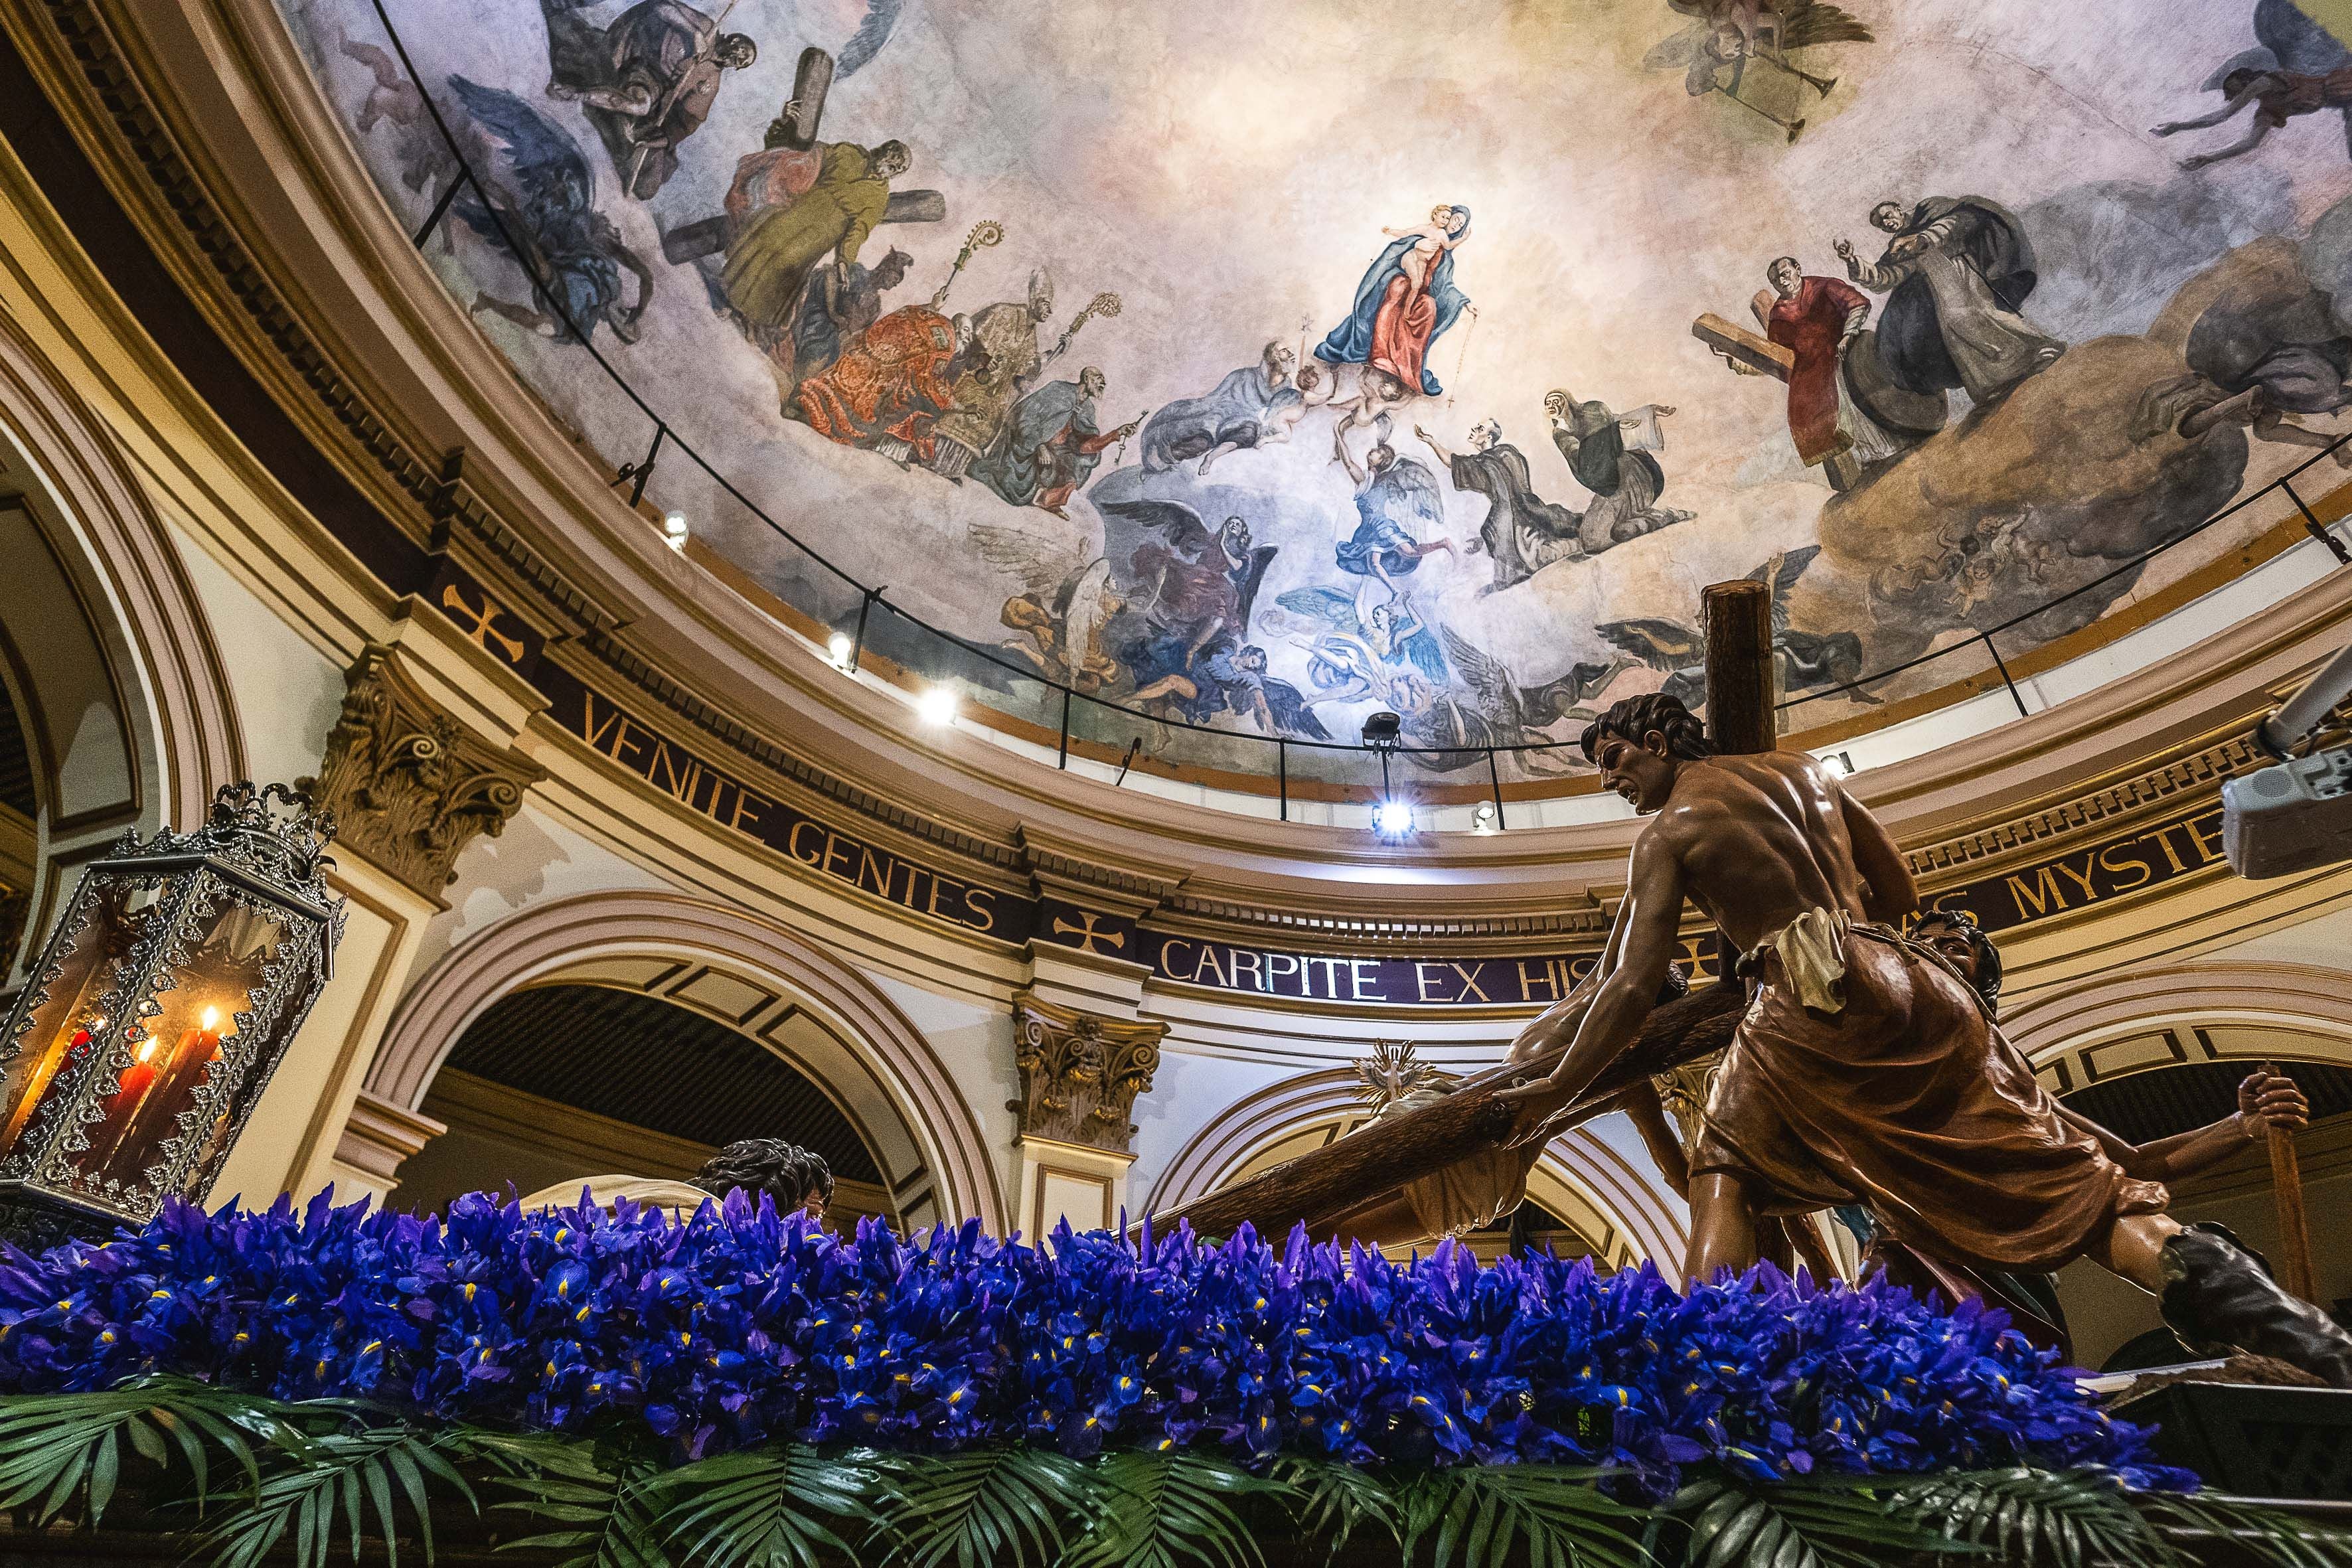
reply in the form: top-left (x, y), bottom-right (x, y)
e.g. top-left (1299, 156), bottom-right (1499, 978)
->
top-left (1907, 908), bottom-right (2003, 1017)
top-left (1579, 694), bottom-right (1714, 814)
top-left (692, 1139), bottom-right (834, 1219)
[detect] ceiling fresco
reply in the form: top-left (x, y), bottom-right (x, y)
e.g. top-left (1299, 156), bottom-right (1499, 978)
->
top-left (277, 0), bottom-right (2352, 783)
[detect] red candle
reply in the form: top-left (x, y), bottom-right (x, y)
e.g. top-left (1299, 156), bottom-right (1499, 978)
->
top-left (90, 1008), bottom-right (221, 1184)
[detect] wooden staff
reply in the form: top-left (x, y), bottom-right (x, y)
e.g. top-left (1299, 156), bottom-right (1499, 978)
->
top-left (2263, 1060), bottom-right (2317, 1302)
top-left (1703, 580), bottom-right (1776, 755)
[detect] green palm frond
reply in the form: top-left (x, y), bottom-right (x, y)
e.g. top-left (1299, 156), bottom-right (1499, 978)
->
top-left (1267, 1454), bottom-right (1404, 1561)
top-left (199, 1423), bottom-right (475, 1568)
top-left (2134, 1487), bottom-right (2352, 1568)
top-left (1672, 1476), bottom-right (1975, 1568)
top-left (1065, 1449), bottom-right (1287, 1568)
top-left (646, 1445), bottom-right (882, 1568)
top-left (1891, 1467), bottom-right (2164, 1568)
top-left (1399, 1464), bottom-right (1650, 1568)
top-left (0, 1377), bottom-right (281, 1527)
top-left (868, 1445), bottom-right (1094, 1568)
top-left (479, 1433), bottom-right (666, 1568)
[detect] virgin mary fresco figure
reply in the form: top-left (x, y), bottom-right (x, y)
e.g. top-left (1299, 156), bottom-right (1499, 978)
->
top-left (1316, 204), bottom-right (1473, 397)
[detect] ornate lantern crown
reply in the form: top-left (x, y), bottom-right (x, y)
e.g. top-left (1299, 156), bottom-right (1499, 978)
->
top-left (0, 783), bottom-right (344, 1246)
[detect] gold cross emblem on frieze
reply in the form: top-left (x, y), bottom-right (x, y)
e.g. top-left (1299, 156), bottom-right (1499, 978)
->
top-left (440, 582), bottom-right (526, 665)
top-left (1050, 910), bottom-right (1127, 955)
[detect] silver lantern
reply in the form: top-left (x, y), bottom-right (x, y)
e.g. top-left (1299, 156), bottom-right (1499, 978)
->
top-left (0, 783), bottom-right (343, 1245)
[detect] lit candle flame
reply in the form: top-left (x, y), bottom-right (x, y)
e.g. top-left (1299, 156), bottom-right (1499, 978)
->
top-left (135, 1038), bottom-right (157, 1063)
top-left (201, 1007), bottom-right (220, 1033)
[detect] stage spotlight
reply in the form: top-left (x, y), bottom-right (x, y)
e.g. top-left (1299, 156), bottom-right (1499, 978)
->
top-left (1472, 800), bottom-right (1500, 834)
top-left (917, 686), bottom-right (958, 727)
top-left (826, 631), bottom-right (857, 671)
top-left (1373, 799), bottom-right (1414, 837)
top-left (1362, 711), bottom-right (1403, 747)
top-left (663, 510), bottom-right (689, 551)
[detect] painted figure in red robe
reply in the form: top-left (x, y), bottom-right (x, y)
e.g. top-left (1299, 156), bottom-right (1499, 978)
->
top-left (793, 305), bottom-right (965, 455)
top-left (1314, 205), bottom-right (1474, 398)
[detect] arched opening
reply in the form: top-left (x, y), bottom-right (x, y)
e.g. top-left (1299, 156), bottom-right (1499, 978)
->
top-left (390, 983), bottom-right (897, 1225)
top-left (364, 892), bottom-right (1007, 1233)
top-left (1999, 965), bottom-right (2352, 1372)
top-left (0, 314), bottom-right (242, 992)
top-left (0, 680), bottom-right (35, 977)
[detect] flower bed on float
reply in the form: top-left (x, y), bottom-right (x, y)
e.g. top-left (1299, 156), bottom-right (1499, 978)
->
top-left (0, 1191), bottom-right (2339, 1568)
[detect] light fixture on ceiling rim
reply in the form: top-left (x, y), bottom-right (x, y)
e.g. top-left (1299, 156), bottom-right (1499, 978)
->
top-left (917, 686), bottom-right (959, 727)
top-left (663, 509), bottom-right (688, 552)
top-left (1472, 799), bottom-right (1500, 835)
top-left (1362, 710), bottom-right (1411, 840)
top-left (826, 631), bottom-right (857, 672)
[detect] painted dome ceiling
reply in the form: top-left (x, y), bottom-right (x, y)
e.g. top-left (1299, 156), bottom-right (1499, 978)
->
top-left (278, 0), bottom-right (2352, 787)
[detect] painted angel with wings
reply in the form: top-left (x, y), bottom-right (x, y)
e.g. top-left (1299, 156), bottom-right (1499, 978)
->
top-left (1423, 627), bottom-right (1607, 773)
top-left (446, 75), bottom-right (653, 345)
top-left (1104, 499), bottom-right (1278, 659)
top-left (972, 521), bottom-right (1120, 694)
top-left (1646, 1), bottom-right (1872, 139)
top-left (1277, 582), bottom-right (1449, 709)
top-left (1595, 546), bottom-right (1874, 712)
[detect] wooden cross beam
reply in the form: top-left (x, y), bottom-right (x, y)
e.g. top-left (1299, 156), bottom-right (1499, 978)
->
top-left (1692, 308), bottom-right (1792, 383)
top-left (659, 46), bottom-right (948, 266)
top-left (1141, 584), bottom-right (1777, 1245)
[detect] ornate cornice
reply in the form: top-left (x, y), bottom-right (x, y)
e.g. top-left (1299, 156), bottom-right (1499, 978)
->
top-left (301, 646), bottom-right (542, 900)
top-left (1014, 826), bottom-right (1188, 919)
top-left (1907, 730), bottom-right (2258, 888)
top-left (8, 0), bottom-right (998, 858)
top-left (10, 0), bottom-right (2352, 965)
top-left (568, 634), bottom-right (1024, 872)
top-left (1009, 990), bottom-right (1166, 1154)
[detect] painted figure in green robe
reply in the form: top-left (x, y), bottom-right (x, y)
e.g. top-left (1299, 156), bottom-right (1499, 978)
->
top-left (721, 135), bottom-right (909, 341)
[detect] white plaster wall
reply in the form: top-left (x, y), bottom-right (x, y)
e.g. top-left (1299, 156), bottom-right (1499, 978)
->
top-left (868, 972), bottom-right (1024, 1215)
top-left (412, 802), bottom-right (677, 979)
top-left (2205, 900), bottom-right (2352, 974)
top-left (165, 520), bottom-right (344, 788)
top-left (1127, 1048), bottom-right (1302, 1206)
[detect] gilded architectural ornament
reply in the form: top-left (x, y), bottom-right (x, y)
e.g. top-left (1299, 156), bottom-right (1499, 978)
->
top-left (1352, 1040), bottom-right (1450, 1115)
top-left (1009, 990), bottom-right (1165, 1152)
top-left (302, 649), bottom-right (544, 898)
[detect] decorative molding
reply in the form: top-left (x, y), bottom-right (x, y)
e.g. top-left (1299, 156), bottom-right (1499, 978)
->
top-left (301, 647), bottom-right (543, 900)
top-left (1014, 826), bottom-right (1187, 920)
top-left (2001, 960), bottom-right (2352, 1071)
top-left (330, 1088), bottom-right (445, 1188)
top-left (1905, 733), bottom-right (2258, 886)
top-left (1009, 990), bottom-right (1166, 1154)
top-left (0, 305), bottom-right (246, 834)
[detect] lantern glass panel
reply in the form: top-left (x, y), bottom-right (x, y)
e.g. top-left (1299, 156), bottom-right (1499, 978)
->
top-left (64, 896), bottom-right (285, 1202)
top-left (0, 880), bottom-right (154, 1168)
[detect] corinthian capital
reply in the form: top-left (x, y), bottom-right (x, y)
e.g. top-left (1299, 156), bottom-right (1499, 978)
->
top-left (301, 646), bottom-right (544, 900)
top-left (1010, 990), bottom-right (1166, 1153)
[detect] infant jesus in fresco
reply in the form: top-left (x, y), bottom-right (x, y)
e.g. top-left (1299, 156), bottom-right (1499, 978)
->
top-left (1407, 693), bottom-right (2351, 1386)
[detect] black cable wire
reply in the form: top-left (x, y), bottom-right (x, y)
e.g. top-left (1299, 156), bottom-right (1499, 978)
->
top-left (366, 2), bottom-right (2352, 760)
